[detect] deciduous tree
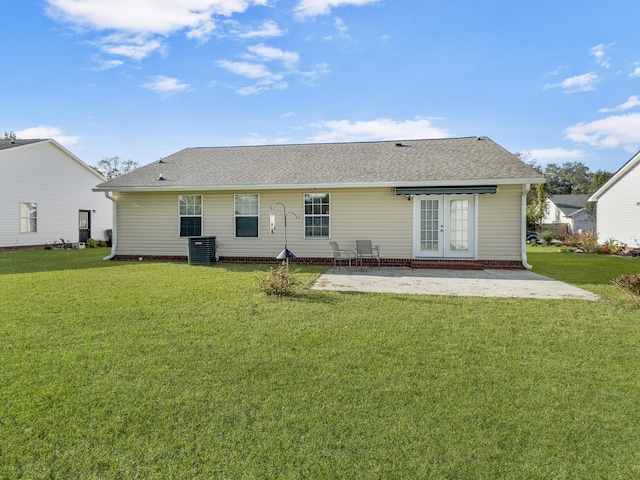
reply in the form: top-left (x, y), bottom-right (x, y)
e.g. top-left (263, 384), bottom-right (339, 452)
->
top-left (95, 156), bottom-right (139, 179)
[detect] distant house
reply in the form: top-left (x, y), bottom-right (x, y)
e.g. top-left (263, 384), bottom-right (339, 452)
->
top-left (93, 137), bottom-right (544, 269)
top-left (588, 151), bottom-right (640, 248)
top-left (0, 139), bottom-right (112, 251)
top-left (542, 194), bottom-right (595, 234)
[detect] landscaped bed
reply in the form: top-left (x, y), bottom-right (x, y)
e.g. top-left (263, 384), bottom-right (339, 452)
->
top-left (1, 248), bottom-right (639, 478)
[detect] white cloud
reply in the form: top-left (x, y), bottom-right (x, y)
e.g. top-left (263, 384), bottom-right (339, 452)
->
top-left (217, 60), bottom-right (287, 94)
top-left (526, 148), bottom-right (586, 164)
top-left (46, 0), bottom-right (255, 35)
top-left (91, 58), bottom-right (124, 70)
top-left (590, 43), bottom-right (613, 69)
top-left (141, 75), bottom-right (191, 95)
top-left (298, 62), bottom-right (331, 83)
top-left (307, 117), bottom-right (451, 143)
top-left (544, 72), bottom-right (599, 93)
top-left (333, 17), bottom-right (348, 37)
top-left (15, 126), bottom-right (80, 146)
top-left (565, 113), bottom-right (640, 152)
top-left (235, 20), bottom-right (283, 38)
top-left (294, 0), bottom-right (379, 19)
top-left (246, 44), bottom-right (299, 68)
top-left (630, 64), bottom-right (640, 78)
top-left (599, 95), bottom-right (640, 113)
top-left (217, 60), bottom-right (274, 79)
top-left (46, 0), bottom-right (266, 59)
top-left (95, 33), bottom-right (164, 60)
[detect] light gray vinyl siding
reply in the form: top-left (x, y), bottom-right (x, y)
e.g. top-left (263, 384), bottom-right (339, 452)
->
top-left (476, 185), bottom-right (523, 261)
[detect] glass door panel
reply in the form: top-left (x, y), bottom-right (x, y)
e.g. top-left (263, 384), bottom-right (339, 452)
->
top-left (415, 197), bottom-right (443, 257)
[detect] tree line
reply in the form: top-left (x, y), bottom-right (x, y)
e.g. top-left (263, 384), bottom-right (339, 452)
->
top-left (517, 153), bottom-right (614, 230)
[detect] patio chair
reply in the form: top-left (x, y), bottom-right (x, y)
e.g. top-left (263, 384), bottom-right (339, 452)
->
top-left (356, 240), bottom-right (380, 269)
top-left (329, 241), bottom-right (356, 273)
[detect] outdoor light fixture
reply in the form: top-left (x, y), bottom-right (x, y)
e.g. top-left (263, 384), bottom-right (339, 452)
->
top-left (270, 202), bottom-right (299, 267)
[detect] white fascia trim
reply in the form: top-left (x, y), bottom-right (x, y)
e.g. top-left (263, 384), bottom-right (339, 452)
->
top-left (93, 177), bottom-right (545, 193)
top-left (589, 150), bottom-right (640, 201)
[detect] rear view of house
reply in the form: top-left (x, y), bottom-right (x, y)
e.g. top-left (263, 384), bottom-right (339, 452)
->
top-left (94, 137), bottom-right (544, 268)
top-left (0, 139), bottom-right (112, 251)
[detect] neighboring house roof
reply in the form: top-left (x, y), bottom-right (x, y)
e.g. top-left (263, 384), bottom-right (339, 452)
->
top-left (0, 139), bottom-right (45, 151)
top-left (547, 194), bottom-right (589, 217)
top-left (94, 136), bottom-right (544, 192)
top-left (588, 150), bottom-right (640, 202)
top-left (0, 138), bottom-right (106, 182)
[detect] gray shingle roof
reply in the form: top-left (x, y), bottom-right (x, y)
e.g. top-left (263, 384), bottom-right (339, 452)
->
top-left (95, 137), bottom-right (544, 191)
top-left (0, 139), bottom-right (45, 151)
top-left (548, 194), bottom-right (589, 216)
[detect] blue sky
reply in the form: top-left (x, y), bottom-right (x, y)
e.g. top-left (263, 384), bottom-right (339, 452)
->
top-left (2, 0), bottom-right (640, 173)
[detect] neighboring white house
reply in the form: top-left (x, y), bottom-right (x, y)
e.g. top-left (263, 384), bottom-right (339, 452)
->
top-left (542, 194), bottom-right (595, 234)
top-left (93, 137), bottom-right (545, 269)
top-left (588, 151), bottom-right (640, 248)
top-left (0, 139), bottom-right (112, 250)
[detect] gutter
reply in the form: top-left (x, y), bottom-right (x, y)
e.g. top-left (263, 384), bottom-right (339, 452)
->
top-left (521, 184), bottom-right (533, 269)
top-left (102, 192), bottom-right (117, 261)
top-left (92, 177), bottom-right (546, 193)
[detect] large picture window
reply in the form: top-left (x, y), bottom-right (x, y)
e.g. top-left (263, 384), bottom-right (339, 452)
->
top-left (179, 195), bottom-right (202, 237)
top-left (235, 194), bottom-right (259, 238)
top-left (304, 193), bottom-right (330, 238)
top-left (20, 202), bottom-right (37, 233)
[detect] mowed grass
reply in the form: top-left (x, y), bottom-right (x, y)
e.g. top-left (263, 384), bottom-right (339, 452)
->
top-left (1, 248), bottom-right (640, 479)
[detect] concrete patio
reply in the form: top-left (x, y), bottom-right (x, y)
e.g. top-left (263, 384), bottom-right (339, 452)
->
top-left (311, 267), bottom-right (600, 301)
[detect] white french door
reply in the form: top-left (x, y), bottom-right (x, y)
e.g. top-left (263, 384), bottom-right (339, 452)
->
top-left (413, 195), bottom-right (475, 258)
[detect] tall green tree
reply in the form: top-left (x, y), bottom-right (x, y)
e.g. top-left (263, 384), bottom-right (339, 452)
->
top-left (585, 169), bottom-right (614, 218)
top-left (95, 156), bottom-right (139, 179)
top-left (544, 162), bottom-right (592, 194)
top-left (516, 152), bottom-right (548, 230)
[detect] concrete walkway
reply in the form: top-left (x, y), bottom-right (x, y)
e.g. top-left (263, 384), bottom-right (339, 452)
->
top-left (311, 267), bottom-right (599, 301)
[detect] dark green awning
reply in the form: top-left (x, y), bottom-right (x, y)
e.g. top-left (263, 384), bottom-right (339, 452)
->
top-left (395, 186), bottom-right (498, 196)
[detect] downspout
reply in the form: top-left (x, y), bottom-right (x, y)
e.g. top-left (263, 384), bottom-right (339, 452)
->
top-left (521, 184), bottom-right (533, 269)
top-left (103, 192), bottom-right (117, 261)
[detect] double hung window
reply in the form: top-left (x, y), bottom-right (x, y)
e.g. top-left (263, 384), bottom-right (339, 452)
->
top-left (179, 195), bottom-right (202, 237)
top-left (20, 202), bottom-right (37, 233)
top-left (304, 193), bottom-right (330, 238)
top-left (235, 194), bottom-right (259, 238)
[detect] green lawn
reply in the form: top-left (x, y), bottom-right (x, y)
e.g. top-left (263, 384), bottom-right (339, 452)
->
top-left (1, 248), bottom-right (640, 479)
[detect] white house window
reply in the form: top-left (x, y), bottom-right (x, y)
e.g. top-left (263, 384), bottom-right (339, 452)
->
top-left (20, 202), bottom-right (37, 233)
top-left (235, 194), bottom-right (259, 238)
top-left (304, 193), bottom-right (330, 238)
top-left (179, 195), bottom-right (202, 237)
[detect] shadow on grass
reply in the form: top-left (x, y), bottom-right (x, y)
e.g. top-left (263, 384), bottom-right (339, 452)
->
top-left (0, 248), bottom-right (131, 275)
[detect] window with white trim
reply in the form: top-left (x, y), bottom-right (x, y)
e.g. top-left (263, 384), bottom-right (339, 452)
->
top-left (20, 202), bottom-right (37, 233)
top-left (179, 194), bottom-right (202, 237)
top-left (304, 193), bottom-right (330, 238)
top-left (235, 194), bottom-right (259, 238)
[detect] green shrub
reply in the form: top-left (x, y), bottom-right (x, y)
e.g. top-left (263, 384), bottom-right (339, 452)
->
top-left (255, 264), bottom-right (302, 296)
top-left (611, 274), bottom-right (640, 297)
top-left (85, 238), bottom-right (108, 248)
top-left (540, 230), bottom-right (554, 245)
